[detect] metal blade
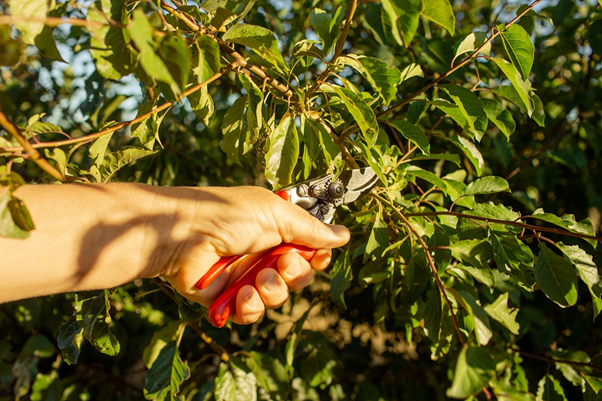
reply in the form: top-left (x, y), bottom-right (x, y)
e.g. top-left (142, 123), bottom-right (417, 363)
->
top-left (339, 167), bottom-right (379, 204)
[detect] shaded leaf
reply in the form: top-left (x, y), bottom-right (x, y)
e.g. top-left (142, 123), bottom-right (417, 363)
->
top-left (143, 341), bottom-right (190, 401)
top-left (365, 209), bottom-right (390, 260)
top-left (245, 351), bottom-right (289, 401)
top-left (331, 248), bottom-right (352, 309)
top-left (99, 147), bottom-right (157, 182)
top-left (481, 98), bottom-right (516, 139)
top-left (220, 95), bottom-right (247, 165)
top-left (388, 119), bottom-right (430, 155)
top-left (194, 36), bottom-right (221, 83)
top-left (447, 347), bottom-right (494, 399)
top-left (76, 289), bottom-right (120, 356)
top-left (500, 25), bottom-right (534, 81)
top-left (557, 243), bottom-right (602, 300)
top-left (484, 293), bottom-right (520, 335)
top-left (536, 375), bottom-right (567, 401)
top-left (439, 84), bottom-right (488, 141)
top-left (332, 86), bottom-right (379, 147)
top-left (309, 8), bottom-right (343, 56)
top-left (142, 321), bottom-right (182, 369)
top-left (381, 0), bottom-right (422, 47)
top-left (534, 243), bottom-right (578, 308)
top-left (265, 113), bottom-right (299, 190)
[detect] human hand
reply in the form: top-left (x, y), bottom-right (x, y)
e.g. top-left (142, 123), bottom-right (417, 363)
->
top-left (146, 186), bottom-right (350, 325)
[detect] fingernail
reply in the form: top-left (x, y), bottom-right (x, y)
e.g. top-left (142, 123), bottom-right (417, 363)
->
top-left (287, 260), bottom-right (301, 277)
top-left (331, 225), bottom-right (350, 239)
top-left (244, 291), bottom-right (257, 307)
top-left (264, 274), bottom-right (280, 293)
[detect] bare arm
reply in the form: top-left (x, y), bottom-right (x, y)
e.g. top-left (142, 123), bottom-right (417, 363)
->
top-left (0, 183), bottom-right (350, 324)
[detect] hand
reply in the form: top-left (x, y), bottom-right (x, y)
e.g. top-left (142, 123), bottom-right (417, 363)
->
top-left (146, 186), bottom-right (350, 325)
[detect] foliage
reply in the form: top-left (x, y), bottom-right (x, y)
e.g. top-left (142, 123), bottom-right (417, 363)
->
top-left (1, 0), bottom-right (602, 400)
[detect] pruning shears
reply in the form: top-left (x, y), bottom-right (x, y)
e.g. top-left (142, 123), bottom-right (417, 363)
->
top-left (196, 167), bottom-right (379, 328)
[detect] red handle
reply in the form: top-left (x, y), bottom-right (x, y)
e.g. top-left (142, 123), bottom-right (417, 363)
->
top-left (207, 244), bottom-right (316, 328)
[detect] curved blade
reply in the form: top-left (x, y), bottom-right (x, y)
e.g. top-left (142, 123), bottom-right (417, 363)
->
top-left (340, 167), bottom-right (379, 204)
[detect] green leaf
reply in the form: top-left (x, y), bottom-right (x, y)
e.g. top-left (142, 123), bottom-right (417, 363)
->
top-left (405, 165), bottom-right (450, 196)
top-left (381, 0), bottom-right (422, 47)
top-left (0, 192), bottom-right (30, 239)
top-left (245, 351), bottom-right (289, 401)
top-left (532, 209), bottom-right (597, 247)
top-left (534, 243), bottom-right (578, 308)
top-left (57, 314), bottom-right (84, 365)
top-left (130, 99), bottom-right (167, 150)
top-left (142, 321), bottom-right (182, 369)
top-left (450, 240), bottom-right (495, 286)
top-left (456, 291), bottom-right (492, 346)
top-left (422, 0), bottom-right (456, 36)
top-left (531, 92), bottom-right (545, 127)
top-left (399, 63), bottom-right (424, 83)
top-left (402, 248), bottom-right (430, 304)
top-left (462, 176), bottom-right (510, 196)
top-left (481, 98), bottom-right (516, 139)
top-left (536, 375), bottom-right (567, 401)
top-left (428, 223), bottom-right (451, 272)
top-left (0, 25), bottom-right (24, 67)
top-left (215, 360), bottom-right (258, 401)
top-left (332, 86), bottom-right (379, 147)
top-left (210, 7), bottom-right (236, 31)
top-left (88, 0), bottom-right (135, 80)
top-left (500, 25), bottom-right (534, 81)
top-left (548, 350), bottom-right (590, 389)
top-left (454, 32), bottom-right (491, 62)
top-left (143, 341), bottom-right (190, 401)
top-left (189, 87), bottom-right (215, 126)
top-left (99, 146), bottom-right (157, 182)
top-left (358, 142), bottom-right (387, 185)
top-left (8, 0), bottom-right (47, 45)
top-left (239, 73), bottom-right (264, 153)
top-left (7, 196), bottom-right (35, 232)
top-left (493, 58), bottom-right (534, 116)
top-left (19, 334), bottom-right (54, 360)
top-left (446, 346), bottom-right (494, 399)
top-left (484, 293), bottom-right (520, 335)
top-left (331, 248), bottom-right (352, 309)
top-left (222, 24), bottom-right (286, 71)
top-left (285, 310), bottom-right (310, 369)
top-left (449, 135), bottom-right (485, 176)
top-left (457, 202), bottom-right (521, 240)
top-left (439, 84), bottom-right (488, 141)
top-left (194, 36), bottom-right (221, 83)
top-left (309, 8), bottom-right (343, 56)
top-left (305, 117), bottom-right (343, 173)
top-left (387, 119), bottom-right (430, 155)
top-left (346, 56), bottom-right (402, 106)
top-left (557, 243), bottom-right (602, 299)
top-left (158, 32), bottom-right (190, 94)
top-left (35, 26), bottom-right (65, 62)
top-left (220, 95), bottom-right (247, 165)
top-left (365, 209), bottom-right (390, 260)
top-left (265, 113), bottom-right (299, 190)
top-left (76, 289), bottom-right (120, 356)
top-left (299, 332), bottom-right (338, 389)
top-left (490, 230), bottom-right (533, 274)
top-left (130, 9), bottom-right (180, 95)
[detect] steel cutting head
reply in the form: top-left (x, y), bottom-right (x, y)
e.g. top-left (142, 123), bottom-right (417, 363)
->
top-left (339, 167), bottom-right (379, 204)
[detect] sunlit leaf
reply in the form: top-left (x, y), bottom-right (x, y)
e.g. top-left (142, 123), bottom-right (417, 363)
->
top-left (222, 24), bottom-right (286, 71)
top-left (484, 293), bottom-right (520, 335)
top-left (381, 0), bottom-right (422, 47)
top-left (500, 25), bottom-right (534, 81)
top-left (422, 0), bottom-right (456, 36)
top-left (447, 347), bottom-right (494, 399)
top-left (143, 341), bottom-right (190, 401)
top-left (265, 113), bottom-right (299, 190)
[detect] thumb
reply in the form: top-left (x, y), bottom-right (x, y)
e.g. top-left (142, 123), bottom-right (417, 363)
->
top-left (274, 198), bottom-right (350, 249)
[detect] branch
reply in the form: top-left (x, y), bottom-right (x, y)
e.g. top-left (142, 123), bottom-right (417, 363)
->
top-left (0, 64), bottom-right (237, 153)
top-left (0, 112), bottom-right (66, 182)
top-left (152, 278), bottom-right (230, 363)
top-left (0, 15), bottom-right (115, 28)
top-left (371, 192), bottom-right (467, 347)
top-left (405, 211), bottom-right (602, 242)
top-left (518, 350), bottom-right (602, 374)
top-left (344, 0), bottom-right (543, 137)
top-left (159, 1), bottom-right (294, 98)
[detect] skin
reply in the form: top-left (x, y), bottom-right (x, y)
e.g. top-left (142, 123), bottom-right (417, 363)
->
top-left (0, 183), bottom-right (350, 325)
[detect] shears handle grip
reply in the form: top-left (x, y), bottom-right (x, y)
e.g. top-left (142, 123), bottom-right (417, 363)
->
top-left (206, 244), bottom-right (316, 327)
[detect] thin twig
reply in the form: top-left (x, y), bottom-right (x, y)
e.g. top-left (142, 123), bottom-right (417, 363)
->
top-left (152, 278), bottom-right (230, 362)
top-left (519, 350), bottom-right (602, 374)
top-left (0, 112), bottom-right (66, 182)
top-left (405, 211), bottom-right (602, 242)
top-left (0, 64), bottom-right (237, 153)
top-left (371, 192), bottom-right (467, 346)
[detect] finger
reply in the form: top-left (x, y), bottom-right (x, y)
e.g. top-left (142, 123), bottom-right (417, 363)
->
top-left (255, 267), bottom-right (289, 309)
top-left (232, 285), bottom-right (264, 324)
top-left (273, 196), bottom-right (350, 249)
top-left (309, 249), bottom-right (332, 271)
top-left (277, 252), bottom-right (312, 291)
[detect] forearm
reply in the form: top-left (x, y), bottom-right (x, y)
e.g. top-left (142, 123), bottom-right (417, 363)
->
top-left (0, 183), bottom-right (174, 303)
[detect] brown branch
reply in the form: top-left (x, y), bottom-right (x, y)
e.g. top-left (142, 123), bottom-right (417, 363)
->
top-left (0, 64), bottom-right (237, 153)
top-left (159, 1), bottom-right (293, 98)
top-left (0, 15), bottom-right (114, 28)
top-left (152, 278), bottom-right (230, 363)
top-left (344, 0), bottom-right (542, 137)
top-left (0, 112), bottom-right (66, 182)
top-left (405, 211), bottom-right (602, 242)
top-left (371, 192), bottom-right (467, 346)
top-left (518, 350), bottom-right (602, 374)
top-left (306, 0), bottom-right (358, 97)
